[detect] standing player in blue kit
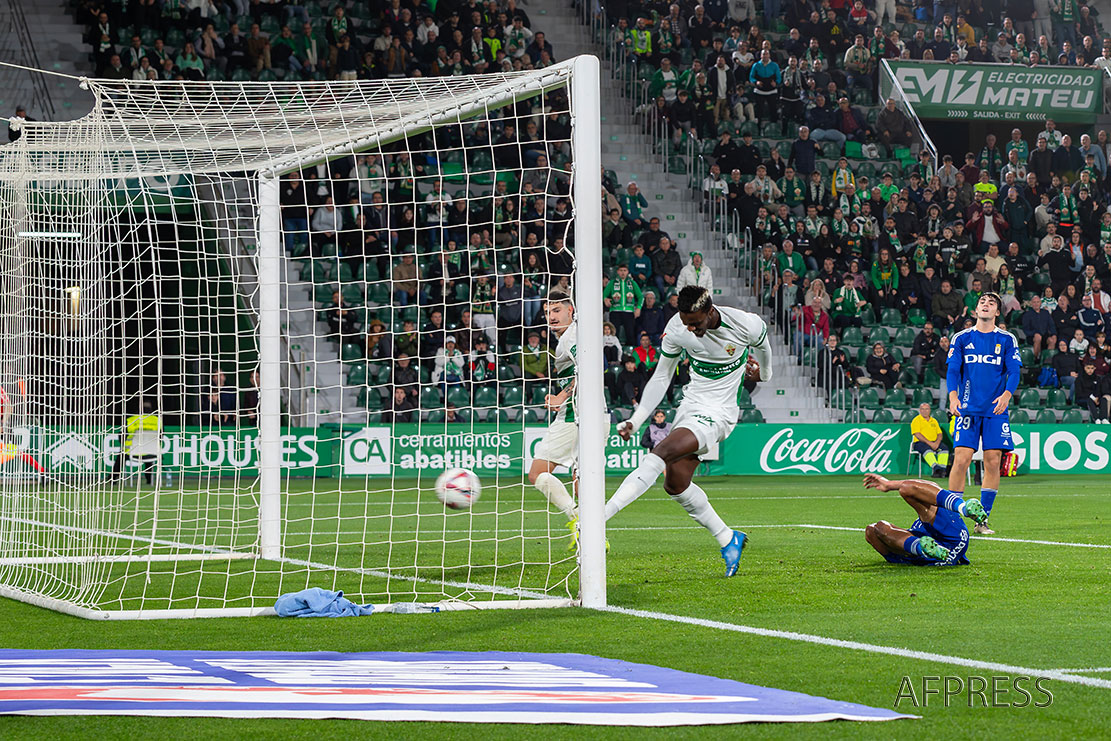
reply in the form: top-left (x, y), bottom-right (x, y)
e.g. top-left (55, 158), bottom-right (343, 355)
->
top-left (946, 292), bottom-right (1022, 535)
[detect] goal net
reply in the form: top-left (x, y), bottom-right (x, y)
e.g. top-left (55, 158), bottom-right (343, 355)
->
top-left (0, 57), bottom-right (606, 619)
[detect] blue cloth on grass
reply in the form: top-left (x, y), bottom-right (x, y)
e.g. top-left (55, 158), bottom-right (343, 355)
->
top-left (274, 588), bottom-right (374, 617)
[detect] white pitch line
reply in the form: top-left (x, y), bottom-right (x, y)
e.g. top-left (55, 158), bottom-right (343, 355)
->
top-left (283, 523), bottom-right (1111, 550)
top-left (1051, 668), bottom-right (1111, 674)
top-left (595, 605), bottom-right (1111, 691)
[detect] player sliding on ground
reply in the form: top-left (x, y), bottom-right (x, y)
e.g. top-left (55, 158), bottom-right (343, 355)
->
top-left (862, 473), bottom-right (990, 566)
top-left (605, 287), bottom-right (772, 576)
top-left (526, 290), bottom-right (583, 550)
top-left (946, 292), bottom-right (1022, 535)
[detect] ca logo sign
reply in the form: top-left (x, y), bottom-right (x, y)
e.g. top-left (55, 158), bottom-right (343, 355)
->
top-left (343, 428), bottom-right (391, 475)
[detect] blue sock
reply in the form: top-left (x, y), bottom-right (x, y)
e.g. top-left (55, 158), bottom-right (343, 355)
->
top-left (935, 489), bottom-right (967, 517)
top-left (980, 488), bottom-right (997, 517)
top-left (904, 536), bottom-right (924, 557)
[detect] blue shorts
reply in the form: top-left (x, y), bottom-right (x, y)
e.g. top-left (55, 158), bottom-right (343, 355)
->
top-left (883, 509), bottom-right (970, 566)
top-left (953, 413), bottom-right (1013, 451)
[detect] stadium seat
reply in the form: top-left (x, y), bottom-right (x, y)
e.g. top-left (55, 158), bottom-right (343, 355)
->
top-left (872, 409), bottom-right (895, 424)
top-left (923, 367), bottom-right (940, 387)
top-left (1018, 388), bottom-right (1041, 408)
top-left (840, 327), bottom-right (864, 347)
top-left (1019, 347), bottom-right (1036, 368)
top-left (347, 362), bottom-right (367, 385)
top-left (501, 385), bottom-right (524, 406)
top-left (859, 388), bottom-right (882, 409)
top-left (860, 305), bottom-right (878, 327)
top-left (880, 308), bottom-right (903, 327)
top-left (341, 343), bottom-right (362, 362)
top-left (899, 407), bottom-right (918, 423)
top-left (894, 327), bottom-right (917, 347)
top-left (418, 386), bottom-right (444, 409)
top-left (906, 308), bottom-right (927, 327)
top-left (473, 387), bottom-right (498, 409)
top-left (830, 389), bottom-right (852, 410)
top-left (1047, 389), bottom-right (1070, 410)
top-left (741, 409), bottom-right (764, 423)
top-left (868, 327), bottom-right (890, 346)
top-left (446, 386), bottom-right (470, 408)
top-left (425, 410), bottom-right (445, 423)
top-left (911, 388), bottom-right (935, 406)
top-left (1034, 409), bottom-right (1057, 424)
top-left (737, 388), bottom-right (754, 409)
top-left (843, 409), bottom-right (867, 423)
top-left (1061, 408), bottom-right (1085, 424)
top-left (1009, 408), bottom-right (1030, 424)
top-left (897, 370), bottom-right (919, 389)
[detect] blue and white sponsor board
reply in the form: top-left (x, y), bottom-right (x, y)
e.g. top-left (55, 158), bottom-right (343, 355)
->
top-left (0, 649), bottom-right (913, 725)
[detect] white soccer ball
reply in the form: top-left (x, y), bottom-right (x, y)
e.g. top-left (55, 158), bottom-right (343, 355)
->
top-left (435, 468), bottom-right (482, 509)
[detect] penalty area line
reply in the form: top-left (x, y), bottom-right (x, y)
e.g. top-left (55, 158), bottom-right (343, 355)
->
top-left (594, 604), bottom-right (1111, 692)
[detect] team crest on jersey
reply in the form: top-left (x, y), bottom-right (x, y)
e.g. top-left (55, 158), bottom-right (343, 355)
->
top-left (995, 343), bottom-right (1001, 354)
top-left (725, 344), bottom-right (737, 356)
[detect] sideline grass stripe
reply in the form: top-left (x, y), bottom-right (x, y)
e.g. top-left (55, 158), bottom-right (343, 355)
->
top-left (596, 605), bottom-right (1111, 691)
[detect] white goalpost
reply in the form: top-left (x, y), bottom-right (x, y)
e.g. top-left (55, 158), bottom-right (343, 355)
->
top-left (0, 56), bottom-right (604, 619)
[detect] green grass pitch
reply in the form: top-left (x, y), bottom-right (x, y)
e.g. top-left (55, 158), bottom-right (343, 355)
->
top-left (0, 473), bottom-right (1107, 738)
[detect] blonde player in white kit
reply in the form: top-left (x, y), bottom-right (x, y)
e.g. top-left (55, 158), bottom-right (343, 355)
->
top-left (527, 290), bottom-right (581, 548)
top-left (607, 286), bottom-right (772, 576)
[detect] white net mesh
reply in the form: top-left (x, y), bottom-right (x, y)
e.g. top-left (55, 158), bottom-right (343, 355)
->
top-left (0, 60), bottom-right (590, 617)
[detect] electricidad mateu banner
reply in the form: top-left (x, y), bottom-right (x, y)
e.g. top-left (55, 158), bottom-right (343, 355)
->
top-left (884, 61), bottom-right (1102, 123)
top-left (12, 424), bottom-right (1111, 477)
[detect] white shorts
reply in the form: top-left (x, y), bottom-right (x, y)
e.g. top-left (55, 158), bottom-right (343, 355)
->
top-left (533, 420), bottom-right (578, 468)
top-left (673, 401), bottom-right (737, 459)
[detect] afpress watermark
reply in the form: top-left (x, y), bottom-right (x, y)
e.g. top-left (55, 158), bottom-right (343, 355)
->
top-left (894, 675), bottom-right (1053, 708)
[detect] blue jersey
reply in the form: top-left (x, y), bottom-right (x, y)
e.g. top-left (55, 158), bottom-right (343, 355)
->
top-left (946, 327), bottom-right (1022, 416)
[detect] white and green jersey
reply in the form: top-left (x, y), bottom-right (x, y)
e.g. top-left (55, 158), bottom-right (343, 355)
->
top-left (660, 306), bottom-right (767, 410)
top-left (553, 322), bottom-right (577, 423)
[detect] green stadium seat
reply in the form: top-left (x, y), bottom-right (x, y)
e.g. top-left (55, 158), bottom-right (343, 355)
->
top-left (741, 409), bottom-right (764, 423)
top-left (906, 308), bottom-right (927, 326)
top-left (473, 387), bottom-right (498, 408)
top-left (860, 305), bottom-right (878, 327)
top-left (894, 327), bottom-right (917, 347)
top-left (899, 407), bottom-right (918, 423)
top-left (881, 308), bottom-right (903, 326)
top-left (868, 327), bottom-right (891, 346)
top-left (872, 409), bottom-right (895, 423)
top-left (425, 409), bottom-right (446, 423)
top-left (897, 370), bottom-right (919, 389)
top-left (830, 389), bottom-right (852, 410)
top-left (1009, 408), bottom-right (1030, 424)
top-left (844, 409), bottom-right (867, 423)
top-left (840, 326), bottom-right (864, 346)
top-left (911, 388), bottom-right (935, 406)
top-left (530, 385), bottom-right (548, 405)
top-left (1019, 347), bottom-right (1036, 368)
top-left (923, 367), bottom-right (940, 387)
top-left (1047, 389), bottom-right (1070, 409)
top-left (1061, 408), bottom-right (1084, 424)
top-left (420, 386), bottom-right (444, 408)
top-left (446, 386), bottom-right (470, 408)
top-left (1034, 409), bottom-right (1057, 424)
top-left (737, 388), bottom-right (754, 409)
top-left (501, 386), bottom-right (524, 406)
top-left (341, 343), bottom-right (362, 362)
top-left (1018, 388), bottom-right (1041, 408)
top-left (859, 388), bottom-right (882, 409)
top-left (347, 362), bottom-right (367, 385)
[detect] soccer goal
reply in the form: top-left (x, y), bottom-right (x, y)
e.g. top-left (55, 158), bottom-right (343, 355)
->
top-left (0, 56), bottom-right (605, 619)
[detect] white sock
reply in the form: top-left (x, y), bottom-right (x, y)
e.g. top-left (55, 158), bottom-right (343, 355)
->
top-left (604, 452), bottom-right (666, 520)
top-left (535, 472), bottom-right (577, 521)
top-left (674, 482), bottom-right (733, 547)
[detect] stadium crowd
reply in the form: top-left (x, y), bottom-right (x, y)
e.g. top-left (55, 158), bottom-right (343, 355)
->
top-left (598, 0), bottom-right (1111, 421)
top-left (69, 0), bottom-right (1111, 423)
